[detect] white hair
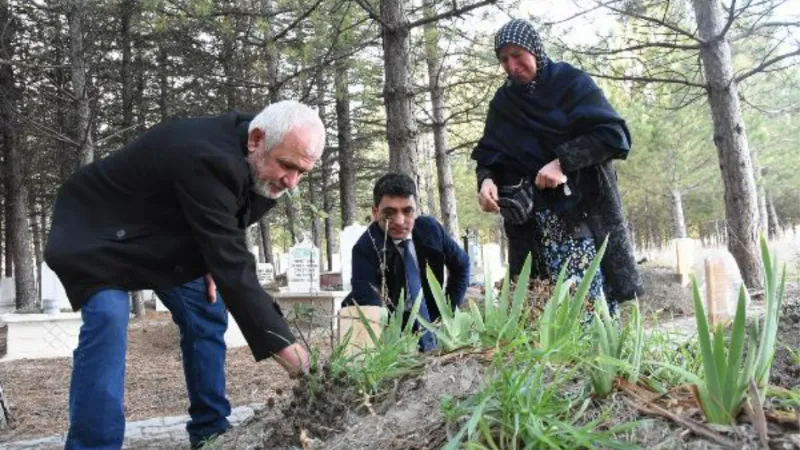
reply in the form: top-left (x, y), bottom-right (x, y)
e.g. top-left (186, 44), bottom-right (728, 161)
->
top-left (249, 100), bottom-right (325, 156)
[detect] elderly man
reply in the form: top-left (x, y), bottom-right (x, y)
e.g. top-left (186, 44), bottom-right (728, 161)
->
top-left (45, 101), bottom-right (324, 450)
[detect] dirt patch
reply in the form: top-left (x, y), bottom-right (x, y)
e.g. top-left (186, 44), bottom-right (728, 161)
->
top-left (0, 309), bottom-right (298, 444)
top-left (220, 357), bottom-right (485, 450)
top-left (638, 263), bottom-right (693, 320)
top-left (770, 287), bottom-right (800, 390)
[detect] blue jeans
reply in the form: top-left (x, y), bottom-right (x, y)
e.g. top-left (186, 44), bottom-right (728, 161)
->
top-left (65, 277), bottom-right (231, 450)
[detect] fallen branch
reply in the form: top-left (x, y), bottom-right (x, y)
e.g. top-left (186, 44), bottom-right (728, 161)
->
top-left (622, 391), bottom-right (738, 448)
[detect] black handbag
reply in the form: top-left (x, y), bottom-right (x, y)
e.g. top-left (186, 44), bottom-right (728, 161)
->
top-left (497, 178), bottom-right (534, 225)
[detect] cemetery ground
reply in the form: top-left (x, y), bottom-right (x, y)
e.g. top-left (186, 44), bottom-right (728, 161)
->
top-left (0, 237), bottom-right (799, 449)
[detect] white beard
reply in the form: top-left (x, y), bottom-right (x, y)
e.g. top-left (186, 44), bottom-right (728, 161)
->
top-left (247, 154), bottom-right (285, 199)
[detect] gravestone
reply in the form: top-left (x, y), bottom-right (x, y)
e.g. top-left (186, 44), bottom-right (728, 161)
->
top-left (287, 240), bottom-right (321, 292)
top-left (463, 230), bottom-right (483, 284)
top-left (340, 224), bottom-right (368, 292)
top-left (256, 262), bottom-right (275, 285)
top-left (40, 263), bottom-right (70, 313)
top-left (482, 243), bottom-right (504, 284)
top-left (674, 238), bottom-right (696, 286)
top-left (0, 278), bottom-right (14, 311)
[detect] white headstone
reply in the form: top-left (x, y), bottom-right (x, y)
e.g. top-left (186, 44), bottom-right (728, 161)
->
top-left (340, 224), bottom-right (368, 292)
top-left (482, 244), bottom-right (504, 284)
top-left (287, 240), bottom-right (321, 292)
top-left (331, 253), bottom-right (341, 272)
top-left (278, 253), bottom-right (289, 275)
top-left (40, 263), bottom-right (70, 311)
top-left (250, 245), bottom-right (260, 263)
top-left (0, 277), bottom-right (15, 309)
top-left (256, 262), bottom-right (275, 285)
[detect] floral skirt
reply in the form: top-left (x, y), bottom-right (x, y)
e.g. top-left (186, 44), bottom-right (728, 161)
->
top-left (534, 209), bottom-right (617, 320)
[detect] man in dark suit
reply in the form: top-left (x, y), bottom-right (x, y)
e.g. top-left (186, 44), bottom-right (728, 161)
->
top-left (344, 173), bottom-right (470, 351)
top-left (44, 100), bottom-right (324, 450)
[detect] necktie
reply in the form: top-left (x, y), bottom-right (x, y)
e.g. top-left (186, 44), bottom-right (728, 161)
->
top-left (398, 239), bottom-right (437, 351)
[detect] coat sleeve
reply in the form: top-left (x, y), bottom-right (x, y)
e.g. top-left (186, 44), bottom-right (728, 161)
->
top-left (174, 155), bottom-right (295, 361)
top-left (349, 239), bottom-right (384, 307)
top-left (441, 224), bottom-right (470, 308)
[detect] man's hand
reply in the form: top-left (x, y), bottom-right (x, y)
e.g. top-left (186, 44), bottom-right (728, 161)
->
top-left (478, 178), bottom-right (500, 213)
top-left (273, 342), bottom-right (310, 378)
top-left (205, 273), bottom-right (217, 304)
top-left (535, 159), bottom-right (567, 190)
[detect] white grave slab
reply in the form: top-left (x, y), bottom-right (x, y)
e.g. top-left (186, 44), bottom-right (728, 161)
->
top-left (40, 263), bottom-right (70, 311)
top-left (331, 253), bottom-right (341, 272)
top-left (340, 224), bottom-right (368, 292)
top-left (0, 312), bottom-right (82, 360)
top-left (287, 240), bottom-right (321, 292)
top-left (0, 277), bottom-right (15, 311)
top-left (482, 244), bottom-right (505, 284)
top-left (257, 263), bottom-right (275, 285)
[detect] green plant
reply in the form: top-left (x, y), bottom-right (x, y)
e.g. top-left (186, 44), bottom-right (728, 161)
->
top-left (476, 254), bottom-right (532, 345)
top-left (335, 295), bottom-right (424, 394)
top-left (441, 345), bottom-right (636, 449)
top-left (538, 237), bottom-right (608, 354)
top-left (415, 254), bottom-right (534, 352)
top-left (415, 268), bottom-right (479, 351)
top-left (588, 298), bottom-right (644, 398)
top-left (674, 234), bottom-right (785, 424)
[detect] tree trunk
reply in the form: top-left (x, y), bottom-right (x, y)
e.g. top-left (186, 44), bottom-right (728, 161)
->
top-left (31, 200), bottom-right (42, 298)
top-left (120, 0), bottom-right (135, 141)
top-left (130, 290), bottom-right (145, 318)
top-left (67, 0), bottom-right (94, 166)
top-left (766, 192), bottom-right (780, 239)
top-left (423, 0), bottom-right (459, 240)
top-left (0, 4), bottom-right (36, 311)
top-left (692, 0), bottom-right (762, 291)
top-left (751, 151), bottom-right (768, 233)
top-left (3, 189), bottom-right (10, 278)
top-left (157, 44), bottom-right (169, 121)
top-left (322, 149), bottom-right (336, 271)
top-left (258, 0), bottom-right (280, 260)
top-left (380, 0), bottom-right (418, 177)
top-left (285, 197), bottom-right (297, 244)
top-left (259, 220), bottom-right (273, 264)
top-left (670, 187), bottom-right (687, 239)
top-left (335, 60), bottom-right (356, 227)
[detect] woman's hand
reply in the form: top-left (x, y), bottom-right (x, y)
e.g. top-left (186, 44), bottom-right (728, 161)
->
top-left (535, 159), bottom-right (567, 190)
top-left (478, 178), bottom-right (500, 213)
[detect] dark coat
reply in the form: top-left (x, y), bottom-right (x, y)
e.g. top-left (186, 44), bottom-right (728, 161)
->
top-left (471, 63), bottom-right (644, 301)
top-left (343, 216), bottom-right (470, 323)
top-left (44, 111), bottom-right (293, 361)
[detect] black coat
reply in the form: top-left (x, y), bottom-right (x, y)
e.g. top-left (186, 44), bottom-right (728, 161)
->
top-left (343, 216), bottom-right (470, 323)
top-left (44, 111), bottom-right (293, 361)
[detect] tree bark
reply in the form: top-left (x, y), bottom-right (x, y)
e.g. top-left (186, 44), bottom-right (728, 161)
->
top-left (322, 148), bottom-right (336, 271)
top-left (285, 196), bottom-right (297, 244)
top-left (259, 222), bottom-right (273, 264)
top-left (423, 0), bottom-right (459, 240)
top-left (766, 191), bottom-right (780, 239)
top-left (670, 187), bottom-right (687, 239)
top-left (67, 0), bottom-right (94, 166)
top-left (157, 44), bottom-right (169, 121)
top-left (130, 291), bottom-right (145, 318)
top-left (3, 186), bottom-right (10, 278)
top-left (751, 151), bottom-right (768, 233)
top-left (380, 0), bottom-right (418, 177)
top-left (1, 4), bottom-right (36, 311)
top-left (258, 0), bottom-right (280, 261)
top-left (31, 200), bottom-right (42, 298)
top-left (692, 0), bottom-right (762, 290)
top-left (335, 60), bottom-right (356, 227)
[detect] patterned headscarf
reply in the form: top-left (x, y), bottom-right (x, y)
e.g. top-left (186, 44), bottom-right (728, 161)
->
top-left (494, 19), bottom-right (549, 92)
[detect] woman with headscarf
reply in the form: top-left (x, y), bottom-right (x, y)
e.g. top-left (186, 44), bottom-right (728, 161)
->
top-left (471, 18), bottom-right (644, 317)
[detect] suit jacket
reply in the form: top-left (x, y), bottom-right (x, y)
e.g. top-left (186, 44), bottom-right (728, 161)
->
top-left (44, 111), bottom-right (293, 361)
top-left (344, 216), bottom-right (470, 323)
